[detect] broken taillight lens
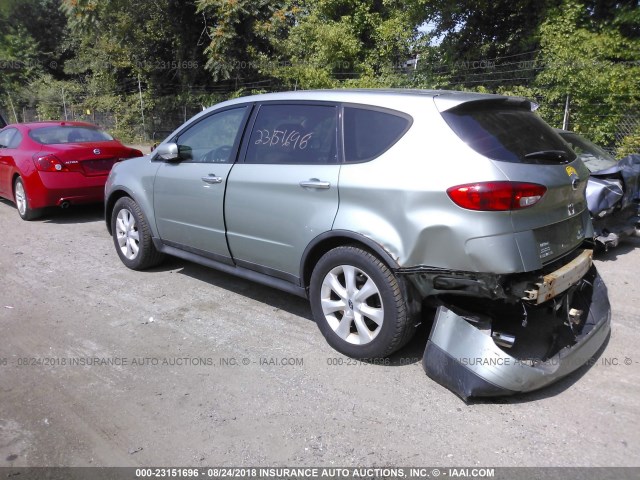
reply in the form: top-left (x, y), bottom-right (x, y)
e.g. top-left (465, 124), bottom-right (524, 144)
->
top-left (446, 181), bottom-right (547, 211)
top-left (33, 154), bottom-right (68, 172)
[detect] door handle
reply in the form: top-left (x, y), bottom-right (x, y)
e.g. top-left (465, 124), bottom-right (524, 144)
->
top-left (299, 179), bottom-right (331, 189)
top-left (202, 174), bottom-right (223, 184)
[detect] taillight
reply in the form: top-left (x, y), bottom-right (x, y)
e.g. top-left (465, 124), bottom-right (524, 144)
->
top-left (33, 154), bottom-right (68, 172)
top-left (446, 181), bottom-right (547, 211)
top-left (115, 149), bottom-right (142, 163)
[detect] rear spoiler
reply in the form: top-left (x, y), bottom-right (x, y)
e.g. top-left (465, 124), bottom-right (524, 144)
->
top-left (433, 93), bottom-right (535, 113)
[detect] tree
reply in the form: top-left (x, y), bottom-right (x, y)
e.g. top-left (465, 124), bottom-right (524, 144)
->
top-left (411, 0), bottom-right (640, 152)
top-left (196, 0), bottom-right (431, 89)
top-left (58, 0), bottom-right (213, 139)
top-left (0, 0), bottom-right (67, 115)
top-left (62, 0), bottom-right (209, 91)
top-left (196, 0), bottom-right (293, 83)
top-left (11, 0), bottom-right (68, 77)
top-left (534, 0), bottom-right (640, 147)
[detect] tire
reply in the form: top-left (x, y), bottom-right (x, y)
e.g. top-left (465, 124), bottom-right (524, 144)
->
top-left (309, 246), bottom-right (415, 359)
top-left (14, 177), bottom-right (40, 221)
top-left (111, 197), bottom-right (164, 270)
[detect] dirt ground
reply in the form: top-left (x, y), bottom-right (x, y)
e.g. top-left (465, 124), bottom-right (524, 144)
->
top-left (0, 199), bottom-right (639, 468)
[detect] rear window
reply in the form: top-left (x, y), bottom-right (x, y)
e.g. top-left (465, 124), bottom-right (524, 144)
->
top-left (442, 106), bottom-right (575, 164)
top-left (29, 126), bottom-right (113, 145)
top-left (344, 107), bottom-right (411, 163)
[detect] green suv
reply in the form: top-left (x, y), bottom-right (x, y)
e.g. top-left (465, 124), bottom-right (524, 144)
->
top-left (105, 89), bottom-right (611, 398)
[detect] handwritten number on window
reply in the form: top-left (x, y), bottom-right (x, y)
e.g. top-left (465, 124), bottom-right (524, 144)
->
top-left (255, 129), bottom-right (312, 150)
top-left (298, 133), bottom-right (312, 149)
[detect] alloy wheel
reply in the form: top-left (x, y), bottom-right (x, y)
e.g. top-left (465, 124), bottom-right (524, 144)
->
top-left (14, 180), bottom-right (27, 216)
top-left (320, 264), bottom-right (384, 345)
top-left (116, 208), bottom-right (140, 260)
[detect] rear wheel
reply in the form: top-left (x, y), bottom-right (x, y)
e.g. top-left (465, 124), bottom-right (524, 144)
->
top-left (111, 197), bottom-right (164, 270)
top-left (309, 246), bottom-right (415, 359)
top-left (14, 177), bottom-right (40, 221)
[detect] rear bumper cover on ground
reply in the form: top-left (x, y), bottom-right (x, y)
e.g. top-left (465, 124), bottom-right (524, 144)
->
top-left (422, 267), bottom-right (611, 399)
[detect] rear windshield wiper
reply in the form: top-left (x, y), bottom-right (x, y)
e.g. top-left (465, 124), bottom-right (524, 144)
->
top-left (524, 150), bottom-right (569, 162)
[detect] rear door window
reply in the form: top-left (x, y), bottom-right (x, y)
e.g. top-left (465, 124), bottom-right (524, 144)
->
top-left (245, 104), bottom-right (338, 165)
top-left (343, 107), bottom-right (411, 163)
top-left (442, 105), bottom-right (575, 164)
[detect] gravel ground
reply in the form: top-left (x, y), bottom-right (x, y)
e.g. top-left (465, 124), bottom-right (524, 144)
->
top-left (0, 200), bottom-right (639, 468)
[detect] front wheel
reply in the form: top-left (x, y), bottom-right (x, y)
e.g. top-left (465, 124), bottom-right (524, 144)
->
top-left (14, 177), bottom-right (40, 221)
top-left (111, 197), bottom-right (164, 270)
top-left (309, 246), bottom-right (415, 359)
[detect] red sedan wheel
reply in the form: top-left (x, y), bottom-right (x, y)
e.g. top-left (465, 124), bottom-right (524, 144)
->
top-left (14, 177), bottom-right (40, 221)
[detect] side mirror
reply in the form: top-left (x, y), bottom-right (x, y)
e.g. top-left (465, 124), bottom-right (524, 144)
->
top-left (155, 142), bottom-right (180, 161)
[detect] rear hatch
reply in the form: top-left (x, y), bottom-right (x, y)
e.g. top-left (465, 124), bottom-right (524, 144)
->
top-left (47, 141), bottom-right (133, 176)
top-left (437, 97), bottom-right (589, 265)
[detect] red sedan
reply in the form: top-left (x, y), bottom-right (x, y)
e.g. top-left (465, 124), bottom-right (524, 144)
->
top-left (0, 121), bottom-right (143, 220)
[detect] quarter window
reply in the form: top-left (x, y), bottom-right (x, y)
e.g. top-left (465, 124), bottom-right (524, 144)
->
top-left (343, 107), bottom-right (411, 163)
top-left (0, 128), bottom-right (20, 149)
top-left (245, 104), bottom-right (338, 164)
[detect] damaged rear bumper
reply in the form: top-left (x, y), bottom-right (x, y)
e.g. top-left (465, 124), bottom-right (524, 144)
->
top-left (421, 266), bottom-right (611, 400)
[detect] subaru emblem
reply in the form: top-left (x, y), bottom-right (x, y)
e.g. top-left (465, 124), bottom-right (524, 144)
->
top-left (571, 178), bottom-right (579, 190)
top-left (93, 148), bottom-right (101, 155)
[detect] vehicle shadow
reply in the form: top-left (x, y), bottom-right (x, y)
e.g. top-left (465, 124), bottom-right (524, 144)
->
top-left (467, 331), bottom-right (611, 405)
top-left (148, 254), bottom-right (434, 361)
top-left (0, 198), bottom-right (104, 224)
top-left (382, 316), bottom-right (433, 367)
top-left (148, 257), bottom-right (314, 321)
top-left (0, 197), bottom-right (15, 209)
top-left (41, 204), bottom-right (104, 224)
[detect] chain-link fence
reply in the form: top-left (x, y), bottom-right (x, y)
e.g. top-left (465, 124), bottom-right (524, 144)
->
top-left (541, 104), bottom-right (640, 155)
top-left (616, 114), bottom-right (640, 143)
top-left (6, 104), bottom-right (206, 144)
